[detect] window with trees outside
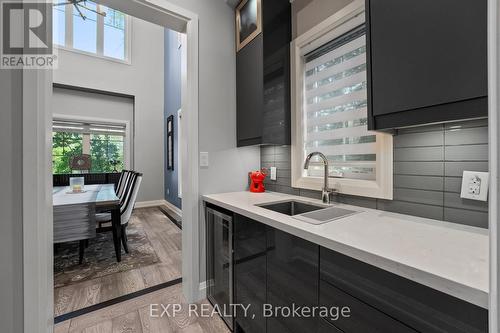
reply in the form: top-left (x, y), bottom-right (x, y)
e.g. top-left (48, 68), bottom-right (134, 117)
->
top-left (52, 120), bottom-right (127, 174)
top-left (291, 4), bottom-right (393, 199)
top-left (52, 1), bottom-right (129, 61)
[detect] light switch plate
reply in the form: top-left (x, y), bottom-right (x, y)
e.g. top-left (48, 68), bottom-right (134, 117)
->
top-left (199, 152), bottom-right (209, 167)
top-left (460, 171), bottom-right (489, 201)
top-left (270, 167), bottom-right (277, 180)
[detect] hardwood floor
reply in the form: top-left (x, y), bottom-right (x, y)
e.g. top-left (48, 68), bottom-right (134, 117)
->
top-left (54, 206), bottom-right (182, 317)
top-left (54, 283), bottom-right (231, 333)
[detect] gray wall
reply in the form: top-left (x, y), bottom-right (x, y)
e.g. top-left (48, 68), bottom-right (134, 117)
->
top-left (164, 29), bottom-right (182, 209)
top-left (262, 119), bottom-right (489, 228)
top-left (0, 69), bottom-right (24, 332)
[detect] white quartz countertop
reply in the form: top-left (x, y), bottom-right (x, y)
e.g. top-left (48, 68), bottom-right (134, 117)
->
top-left (203, 191), bottom-right (489, 309)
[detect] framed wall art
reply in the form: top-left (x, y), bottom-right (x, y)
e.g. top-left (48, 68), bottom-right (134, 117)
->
top-left (166, 115), bottom-right (174, 170)
top-left (236, 0), bottom-right (262, 52)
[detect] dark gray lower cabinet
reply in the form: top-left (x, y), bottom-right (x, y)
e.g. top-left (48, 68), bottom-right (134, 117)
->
top-left (266, 228), bottom-right (319, 333)
top-left (319, 280), bottom-right (416, 332)
top-left (212, 204), bottom-right (487, 333)
top-left (320, 247), bottom-right (488, 333)
top-left (234, 214), bottom-right (267, 333)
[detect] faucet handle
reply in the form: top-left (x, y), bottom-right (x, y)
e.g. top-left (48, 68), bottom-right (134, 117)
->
top-left (321, 187), bottom-right (337, 204)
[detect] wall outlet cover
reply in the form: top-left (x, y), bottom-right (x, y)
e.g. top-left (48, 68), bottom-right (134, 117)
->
top-left (460, 171), bottom-right (489, 201)
top-left (270, 167), bottom-right (277, 180)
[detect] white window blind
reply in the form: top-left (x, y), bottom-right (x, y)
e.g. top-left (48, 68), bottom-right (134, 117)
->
top-left (53, 120), bottom-right (126, 136)
top-left (303, 25), bottom-right (376, 181)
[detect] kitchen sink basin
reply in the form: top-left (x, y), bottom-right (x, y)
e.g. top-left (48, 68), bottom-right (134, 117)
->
top-left (293, 206), bottom-right (359, 225)
top-left (257, 200), bottom-right (326, 216)
top-left (257, 200), bottom-right (359, 224)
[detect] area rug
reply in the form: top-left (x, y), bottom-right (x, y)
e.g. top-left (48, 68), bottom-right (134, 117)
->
top-left (54, 220), bottom-right (159, 288)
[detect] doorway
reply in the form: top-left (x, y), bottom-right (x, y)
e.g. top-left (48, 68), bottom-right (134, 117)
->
top-left (22, 0), bottom-right (200, 331)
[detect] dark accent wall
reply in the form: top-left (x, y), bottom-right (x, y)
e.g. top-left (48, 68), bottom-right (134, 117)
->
top-left (164, 29), bottom-right (182, 209)
top-left (261, 119), bottom-right (489, 228)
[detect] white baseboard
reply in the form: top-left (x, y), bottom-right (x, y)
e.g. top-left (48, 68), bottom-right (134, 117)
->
top-left (134, 200), bottom-right (167, 209)
top-left (135, 199), bottom-right (182, 216)
top-left (162, 199), bottom-right (182, 216)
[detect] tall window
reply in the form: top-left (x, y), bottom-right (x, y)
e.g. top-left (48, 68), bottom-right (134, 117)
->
top-left (52, 1), bottom-right (129, 61)
top-left (304, 26), bottom-right (374, 180)
top-left (52, 120), bottom-right (127, 174)
top-left (292, 5), bottom-right (393, 199)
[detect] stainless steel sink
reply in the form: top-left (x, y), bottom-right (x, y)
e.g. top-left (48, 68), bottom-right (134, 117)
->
top-left (293, 206), bottom-right (359, 225)
top-left (257, 200), bottom-right (326, 216)
top-left (257, 200), bottom-right (359, 224)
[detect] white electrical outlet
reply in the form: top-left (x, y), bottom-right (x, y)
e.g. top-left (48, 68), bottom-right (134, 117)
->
top-left (270, 167), bottom-right (277, 180)
top-left (460, 171), bottom-right (489, 201)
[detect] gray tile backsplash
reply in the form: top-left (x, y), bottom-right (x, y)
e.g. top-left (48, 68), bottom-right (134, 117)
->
top-left (261, 118), bottom-right (489, 228)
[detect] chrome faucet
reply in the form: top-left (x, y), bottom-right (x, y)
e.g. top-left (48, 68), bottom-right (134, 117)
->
top-left (304, 152), bottom-right (337, 204)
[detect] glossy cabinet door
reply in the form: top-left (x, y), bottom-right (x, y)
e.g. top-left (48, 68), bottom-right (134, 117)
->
top-left (236, 34), bottom-right (264, 147)
top-left (266, 228), bottom-right (319, 333)
top-left (233, 214), bottom-right (267, 333)
top-left (320, 247), bottom-right (488, 333)
top-left (366, 0), bottom-right (487, 129)
top-left (261, 0), bottom-right (291, 145)
top-left (236, 0), bottom-right (291, 147)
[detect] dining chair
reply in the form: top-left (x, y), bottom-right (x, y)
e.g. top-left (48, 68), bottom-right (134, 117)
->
top-left (115, 170), bottom-right (131, 198)
top-left (96, 172), bottom-right (143, 254)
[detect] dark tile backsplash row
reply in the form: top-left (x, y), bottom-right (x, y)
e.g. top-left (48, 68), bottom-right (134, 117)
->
top-left (260, 118), bottom-right (489, 228)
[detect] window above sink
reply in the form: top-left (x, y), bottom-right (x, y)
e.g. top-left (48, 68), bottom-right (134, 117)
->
top-left (290, 1), bottom-right (393, 200)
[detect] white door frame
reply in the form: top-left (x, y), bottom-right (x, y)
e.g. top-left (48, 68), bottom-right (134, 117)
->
top-left (489, 0), bottom-right (499, 330)
top-left (22, 1), bottom-right (200, 331)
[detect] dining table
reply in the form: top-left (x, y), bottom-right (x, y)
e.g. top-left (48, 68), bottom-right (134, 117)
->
top-left (53, 184), bottom-right (123, 262)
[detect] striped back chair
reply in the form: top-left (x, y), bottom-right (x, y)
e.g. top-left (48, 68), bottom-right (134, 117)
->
top-left (97, 171), bottom-right (143, 253)
top-left (115, 170), bottom-right (133, 198)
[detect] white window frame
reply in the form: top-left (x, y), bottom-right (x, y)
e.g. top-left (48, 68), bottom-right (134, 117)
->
top-left (52, 114), bottom-right (132, 171)
top-left (291, 0), bottom-right (393, 200)
top-left (54, 2), bottom-right (132, 64)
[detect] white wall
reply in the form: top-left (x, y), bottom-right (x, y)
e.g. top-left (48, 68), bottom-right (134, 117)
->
top-left (52, 17), bottom-right (164, 202)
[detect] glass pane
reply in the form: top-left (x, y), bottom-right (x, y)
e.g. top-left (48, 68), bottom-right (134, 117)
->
top-left (52, 5), bottom-right (65, 46)
top-left (303, 31), bottom-right (376, 181)
top-left (90, 134), bottom-right (124, 172)
top-left (103, 6), bottom-right (126, 60)
top-left (52, 132), bottom-right (83, 174)
top-left (73, 1), bottom-right (97, 53)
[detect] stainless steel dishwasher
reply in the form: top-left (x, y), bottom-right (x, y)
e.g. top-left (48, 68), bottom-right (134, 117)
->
top-left (205, 204), bottom-right (233, 330)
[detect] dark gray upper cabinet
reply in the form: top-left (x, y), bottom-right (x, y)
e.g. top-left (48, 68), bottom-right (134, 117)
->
top-left (366, 0), bottom-right (488, 130)
top-left (236, 0), bottom-right (291, 147)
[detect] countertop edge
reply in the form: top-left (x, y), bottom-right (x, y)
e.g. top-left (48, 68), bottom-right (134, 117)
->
top-left (202, 194), bottom-right (488, 309)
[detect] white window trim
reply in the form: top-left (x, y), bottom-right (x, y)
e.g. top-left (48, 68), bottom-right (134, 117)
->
top-left (54, 3), bottom-right (132, 64)
top-left (291, 0), bottom-right (393, 200)
top-left (53, 114), bottom-right (132, 170)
